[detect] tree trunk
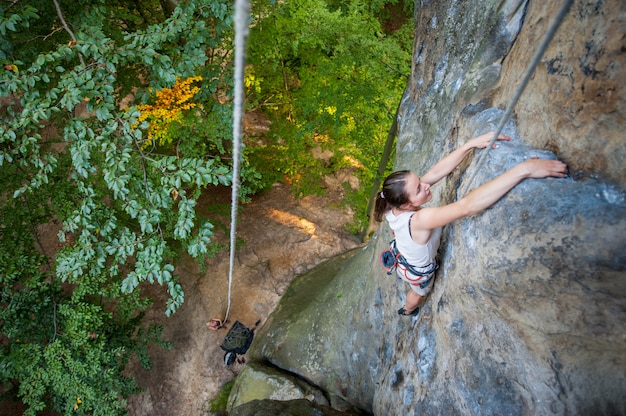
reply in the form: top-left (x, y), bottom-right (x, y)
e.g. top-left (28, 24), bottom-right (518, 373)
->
top-left (361, 100), bottom-right (400, 242)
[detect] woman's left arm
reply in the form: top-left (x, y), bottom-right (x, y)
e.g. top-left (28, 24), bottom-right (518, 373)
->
top-left (420, 132), bottom-right (510, 185)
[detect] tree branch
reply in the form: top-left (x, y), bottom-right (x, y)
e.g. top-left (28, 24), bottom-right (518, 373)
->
top-left (7, 0), bottom-right (21, 11)
top-left (52, 0), bottom-right (85, 67)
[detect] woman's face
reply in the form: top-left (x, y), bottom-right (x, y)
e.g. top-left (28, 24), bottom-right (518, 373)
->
top-left (401, 172), bottom-right (432, 209)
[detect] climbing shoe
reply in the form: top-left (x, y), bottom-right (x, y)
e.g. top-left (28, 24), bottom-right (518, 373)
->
top-left (398, 306), bottom-right (420, 317)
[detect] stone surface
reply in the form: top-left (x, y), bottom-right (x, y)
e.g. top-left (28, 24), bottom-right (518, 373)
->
top-left (234, 1), bottom-right (626, 415)
top-left (246, 248), bottom-right (374, 412)
top-left (227, 361), bottom-right (330, 411)
top-left (494, 0), bottom-right (625, 187)
top-left (228, 399), bottom-right (355, 416)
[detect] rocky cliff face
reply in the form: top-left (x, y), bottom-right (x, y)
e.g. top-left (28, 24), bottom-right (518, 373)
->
top-left (226, 1), bottom-right (625, 415)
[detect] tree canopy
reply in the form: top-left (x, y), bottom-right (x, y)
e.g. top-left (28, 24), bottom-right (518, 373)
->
top-left (1, 0), bottom-right (239, 413)
top-left (246, 0), bottom-right (413, 231)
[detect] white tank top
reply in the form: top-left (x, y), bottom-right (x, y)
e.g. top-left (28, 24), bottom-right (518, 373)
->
top-left (385, 210), bottom-right (442, 271)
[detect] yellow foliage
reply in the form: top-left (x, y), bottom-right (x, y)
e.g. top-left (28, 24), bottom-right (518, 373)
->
top-left (323, 105), bottom-right (337, 115)
top-left (136, 76), bottom-right (202, 148)
top-left (244, 71), bottom-right (262, 94)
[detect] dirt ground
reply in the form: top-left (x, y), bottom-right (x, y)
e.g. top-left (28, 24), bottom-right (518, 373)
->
top-left (125, 179), bottom-right (362, 415)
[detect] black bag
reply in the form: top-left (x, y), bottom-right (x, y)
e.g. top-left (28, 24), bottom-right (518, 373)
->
top-left (220, 320), bottom-right (261, 366)
top-left (220, 320), bottom-right (254, 355)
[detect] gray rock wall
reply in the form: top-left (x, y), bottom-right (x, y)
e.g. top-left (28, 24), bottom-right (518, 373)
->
top-left (231, 0), bottom-right (626, 415)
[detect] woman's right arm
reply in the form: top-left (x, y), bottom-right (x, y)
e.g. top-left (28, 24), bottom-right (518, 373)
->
top-left (413, 158), bottom-right (568, 231)
top-left (420, 132), bottom-right (511, 185)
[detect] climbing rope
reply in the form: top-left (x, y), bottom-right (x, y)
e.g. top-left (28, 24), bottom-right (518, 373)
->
top-left (461, 0), bottom-right (573, 193)
top-left (223, 0), bottom-right (250, 325)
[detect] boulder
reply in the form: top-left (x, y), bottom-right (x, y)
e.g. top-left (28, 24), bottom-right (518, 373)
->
top-left (227, 361), bottom-right (330, 411)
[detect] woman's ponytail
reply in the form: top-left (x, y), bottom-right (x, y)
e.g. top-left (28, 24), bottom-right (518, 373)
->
top-left (373, 170), bottom-right (410, 222)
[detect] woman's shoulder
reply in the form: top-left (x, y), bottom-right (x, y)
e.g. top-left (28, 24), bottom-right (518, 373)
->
top-left (386, 210), bottom-right (414, 221)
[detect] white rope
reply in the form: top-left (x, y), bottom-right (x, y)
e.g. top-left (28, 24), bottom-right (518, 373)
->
top-left (461, 0), bottom-right (573, 194)
top-left (224, 0), bottom-right (250, 323)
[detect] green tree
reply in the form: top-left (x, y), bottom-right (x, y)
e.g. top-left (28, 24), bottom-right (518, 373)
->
top-left (0, 0), bottom-right (242, 413)
top-left (246, 0), bottom-right (413, 232)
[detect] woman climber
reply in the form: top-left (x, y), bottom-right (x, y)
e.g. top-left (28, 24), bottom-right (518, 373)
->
top-left (374, 131), bottom-right (568, 317)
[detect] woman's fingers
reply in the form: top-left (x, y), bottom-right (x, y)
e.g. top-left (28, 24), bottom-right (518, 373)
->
top-left (525, 158), bottom-right (568, 178)
top-left (491, 134), bottom-right (511, 148)
top-left (473, 132), bottom-right (512, 148)
top-left (551, 160), bottom-right (569, 177)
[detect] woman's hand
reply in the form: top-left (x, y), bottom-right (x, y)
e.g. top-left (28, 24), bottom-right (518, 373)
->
top-left (522, 157), bottom-right (569, 178)
top-left (468, 131), bottom-right (511, 149)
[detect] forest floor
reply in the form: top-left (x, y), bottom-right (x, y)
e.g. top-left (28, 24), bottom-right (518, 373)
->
top-left (125, 113), bottom-right (363, 415)
top-left (125, 181), bottom-right (362, 415)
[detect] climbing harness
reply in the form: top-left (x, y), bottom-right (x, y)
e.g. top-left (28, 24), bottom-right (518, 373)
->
top-left (380, 239), bottom-right (438, 289)
top-left (461, 0), bottom-right (574, 193)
